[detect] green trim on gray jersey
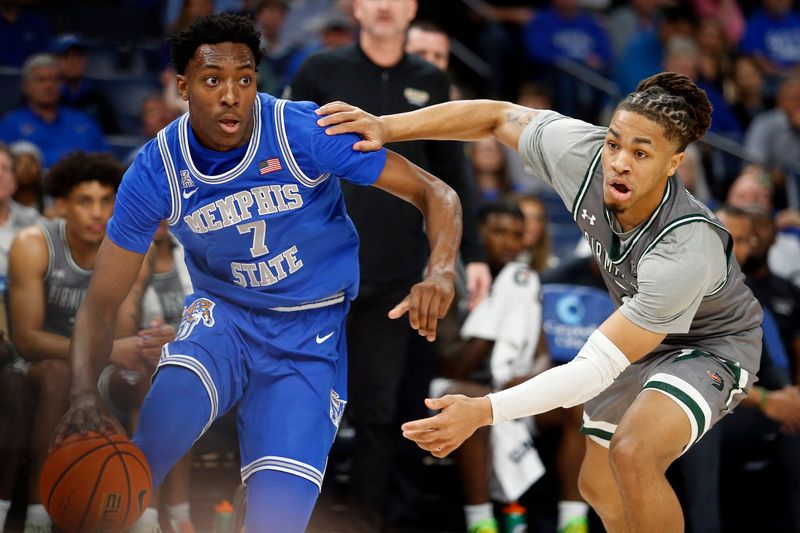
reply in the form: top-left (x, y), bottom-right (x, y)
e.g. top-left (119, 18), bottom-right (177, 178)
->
top-left (643, 380), bottom-right (706, 445)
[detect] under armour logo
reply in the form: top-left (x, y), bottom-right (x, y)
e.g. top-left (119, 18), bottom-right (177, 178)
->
top-left (581, 209), bottom-right (596, 225)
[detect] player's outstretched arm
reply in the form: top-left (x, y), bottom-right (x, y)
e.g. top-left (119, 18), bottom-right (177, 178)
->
top-left (374, 151), bottom-right (462, 342)
top-left (402, 311), bottom-right (666, 457)
top-left (316, 100), bottom-right (543, 152)
top-left (54, 238), bottom-right (147, 444)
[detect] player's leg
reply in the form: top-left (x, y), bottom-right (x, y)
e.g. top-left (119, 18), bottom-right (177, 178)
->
top-left (244, 470), bottom-right (320, 532)
top-left (162, 452), bottom-right (195, 533)
top-left (0, 367), bottom-right (31, 531)
top-left (577, 438), bottom-right (624, 532)
top-left (134, 295), bottom-right (244, 488)
top-left (238, 302), bottom-right (349, 532)
top-left (444, 381), bottom-right (495, 532)
top-left (25, 358), bottom-right (71, 529)
top-left (609, 390), bottom-right (691, 532)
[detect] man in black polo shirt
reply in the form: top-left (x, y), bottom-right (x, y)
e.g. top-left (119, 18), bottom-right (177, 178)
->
top-left (289, 1), bottom-right (487, 530)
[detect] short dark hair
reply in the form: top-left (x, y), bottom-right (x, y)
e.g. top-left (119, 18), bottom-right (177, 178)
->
top-left (478, 199), bottom-right (524, 225)
top-left (409, 20), bottom-right (447, 36)
top-left (168, 13), bottom-right (263, 75)
top-left (715, 204), bottom-right (750, 220)
top-left (616, 72), bottom-right (712, 152)
top-left (45, 152), bottom-right (124, 199)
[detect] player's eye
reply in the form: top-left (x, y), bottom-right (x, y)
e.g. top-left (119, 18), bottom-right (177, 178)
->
top-left (205, 77), bottom-right (218, 87)
top-left (240, 76), bottom-right (251, 85)
top-left (606, 140), bottom-right (618, 150)
top-left (635, 151), bottom-right (648, 159)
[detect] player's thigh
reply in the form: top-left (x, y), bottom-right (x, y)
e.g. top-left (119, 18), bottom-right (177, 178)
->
top-left (238, 303), bottom-right (348, 490)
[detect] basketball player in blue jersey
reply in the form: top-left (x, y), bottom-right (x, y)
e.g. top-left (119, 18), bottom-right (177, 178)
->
top-left (54, 13), bottom-right (461, 532)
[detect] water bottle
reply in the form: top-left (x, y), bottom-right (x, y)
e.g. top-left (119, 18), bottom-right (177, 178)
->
top-left (214, 499), bottom-right (234, 533)
top-left (502, 501), bottom-right (528, 533)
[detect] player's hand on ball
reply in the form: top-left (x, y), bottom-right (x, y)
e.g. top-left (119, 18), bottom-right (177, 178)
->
top-left (401, 395), bottom-right (494, 457)
top-left (53, 392), bottom-right (125, 449)
top-left (389, 270), bottom-right (455, 341)
top-left (316, 101), bottom-right (387, 152)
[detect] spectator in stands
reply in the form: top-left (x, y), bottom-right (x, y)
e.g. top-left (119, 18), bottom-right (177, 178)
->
top-left (432, 201), bottom-right (549, 533)
top-left (675, 144), bottom-right (714, 204)
top-left (522, 0), bottom-right (612, 119)
top-left (0, 54), bottom-right (107, 168)
top-left (695, 18), bottom-right (732, 93)
top-left (512, 193), bottom-right (554, 273)
top-left (726, 165), bottom-right (800, 288)
top-left (504, 83), bottom-right (556, 194)
top-left (745, 76), bottom-right (800, 178)
top-left (730, 55), bottom-right (772, 131)
top-left (740, 0), bottom-right (800, 78)
top-left (52, 34), bottom-right (120, 135)
top-left (0, 144), bottom-right (41, 290)
top-left (313, 9), bottom-right (356, 50)
top-left (605, 0), bottom-right (661, 60)
top-left (9, 141), bottom-right (45, 213)
top-left (290, 1), bottom-right (488, 528)
top-left (470, 138), bottom-right (516, 203)
top-left (691, 0), bottom-right (745, 44)
top-left (126, 94), bottom-right (179, 165)
top-left (662, 35), bottom-right (742, 139)
top-left (406, 20), bottom-right (450, 73)
top-left (255, 0), bottom-right (313, 96)
top-left (615, 4), bottom-right (695, 95)
top-left (6, 153), bottom-right (159, 532)
top-left (713, 205), bottom-right (800, 531)
top-left (0, 1), bottom-right (52, 67)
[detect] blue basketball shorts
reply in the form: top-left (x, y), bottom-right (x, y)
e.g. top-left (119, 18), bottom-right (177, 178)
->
top-left (155, 291), bottom-right (349, 490)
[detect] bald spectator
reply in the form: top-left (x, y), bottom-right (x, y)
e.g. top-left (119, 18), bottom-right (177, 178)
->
top-left (726, 165), bottom-right (774, 212)
top-left (0, 54), bottom-right (106, 168)
top-left (745, 77), bottom-right (800, 178)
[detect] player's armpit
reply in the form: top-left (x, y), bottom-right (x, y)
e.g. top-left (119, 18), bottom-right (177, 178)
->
top-left (598, 310), bottom-right (667, 363)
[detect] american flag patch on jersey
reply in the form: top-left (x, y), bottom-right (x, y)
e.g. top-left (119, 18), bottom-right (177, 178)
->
top-left (258, 157), bottom-right (282, 175)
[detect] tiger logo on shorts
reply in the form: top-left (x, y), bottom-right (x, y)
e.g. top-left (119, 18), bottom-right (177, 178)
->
top-left (175, 298), bottom-right (216, 341)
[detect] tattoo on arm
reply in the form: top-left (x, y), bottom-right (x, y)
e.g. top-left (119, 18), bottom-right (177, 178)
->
top-left (506, 109), bottom-right (537, 129)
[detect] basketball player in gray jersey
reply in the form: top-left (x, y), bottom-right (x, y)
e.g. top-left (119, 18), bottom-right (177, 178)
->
top-left (317, 72), bottom-right (763, 532)
top-left (6, 153), bottom-right (166, 532)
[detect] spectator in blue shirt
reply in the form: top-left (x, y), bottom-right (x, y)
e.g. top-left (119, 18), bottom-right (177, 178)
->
top-left (741, 0), bottom-right (800, 76)
top-left (0, 54), bottom-right (107, 168)
top-left (0, 2), bottom-right (52, 67)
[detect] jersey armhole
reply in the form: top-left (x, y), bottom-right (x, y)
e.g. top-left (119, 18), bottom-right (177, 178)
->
top-left (39, 222), bottom-right (55, 281)
top-left (157, 129), bottom-right (182, 226)
top-left (274, 99), bottom-right (331, 188)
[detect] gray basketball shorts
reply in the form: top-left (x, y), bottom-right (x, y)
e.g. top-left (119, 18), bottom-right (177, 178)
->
top-left (581, 348), bottom-right (756, 452)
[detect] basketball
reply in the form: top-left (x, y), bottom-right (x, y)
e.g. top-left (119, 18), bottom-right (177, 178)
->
top-left (39, 432), bottom-right (152, 533)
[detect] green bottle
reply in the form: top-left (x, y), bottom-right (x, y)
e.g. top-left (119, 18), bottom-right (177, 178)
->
top-left (214, 499), bottom-right (234, 533)
top-left (502, 501), bottom-right (528, 533)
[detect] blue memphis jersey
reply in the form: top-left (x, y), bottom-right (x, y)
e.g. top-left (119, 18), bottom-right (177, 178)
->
top-left (107, 93), bottom-right (387, 310)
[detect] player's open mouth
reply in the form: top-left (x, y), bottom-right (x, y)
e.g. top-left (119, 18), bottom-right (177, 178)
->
top-left (219, 118), bottom-right (240, 133)
top-left (608, 180), bottom-right (632, 201)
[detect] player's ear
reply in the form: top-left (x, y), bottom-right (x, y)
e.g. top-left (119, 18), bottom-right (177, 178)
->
top-left (176, 75), bottom-right (189, 102)
top-left (667, 150), bottom-right (685, 178)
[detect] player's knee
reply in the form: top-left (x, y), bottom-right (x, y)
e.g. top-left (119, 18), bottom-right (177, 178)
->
top-left (30, 359), bottom-right (71, 402)
top-left (577, 463), bottom-right (603, 508)
top-left (609, 431), bottom-right (657, 481)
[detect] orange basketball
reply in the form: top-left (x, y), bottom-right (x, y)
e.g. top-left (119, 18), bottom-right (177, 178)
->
top-left (40, 432), bottom-right (152, 533)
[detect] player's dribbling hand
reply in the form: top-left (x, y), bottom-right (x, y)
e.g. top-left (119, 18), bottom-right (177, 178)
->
top-left (389, 270), bottom-right (455, 342)
top-left (401, 395), bottom-right (494, 458)
top-left (315, 102), bottom-right (387, 152)
top-left (52, 392), bottom-right (125, 450)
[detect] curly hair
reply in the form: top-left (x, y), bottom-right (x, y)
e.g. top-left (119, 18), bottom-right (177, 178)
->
top-left (168, 13), bottom-right (263, 74)
top-left (616, 72), bottom-right (712, 152)
top-left (45, 152), bottom-right (124, 199)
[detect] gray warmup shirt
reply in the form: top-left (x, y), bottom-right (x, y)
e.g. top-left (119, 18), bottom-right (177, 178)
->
top-left (519, 111), bottom-right (762, 375)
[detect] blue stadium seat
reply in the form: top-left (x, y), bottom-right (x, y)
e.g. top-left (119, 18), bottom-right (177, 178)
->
top-left (90, 76), bottom-right (161, 135)
top-left (0, 67), bottom-right (23, 118)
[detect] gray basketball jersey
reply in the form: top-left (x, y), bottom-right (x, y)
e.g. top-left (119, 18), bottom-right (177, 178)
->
top-left (519, 111), bottom-right (762, 374)
top-left (150, 267), bottom-right (186, 328)
top-left (41, 218), bottom-right (91, 337)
